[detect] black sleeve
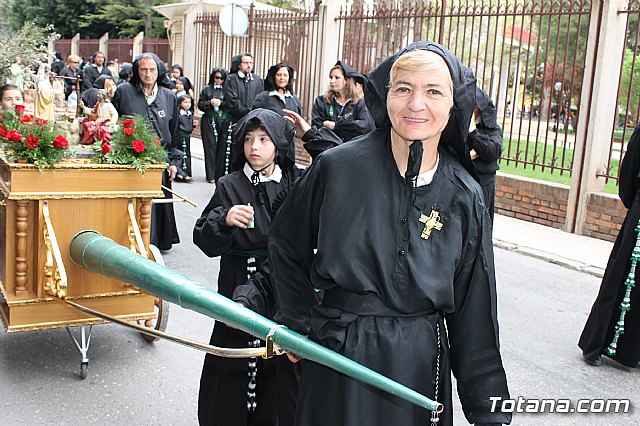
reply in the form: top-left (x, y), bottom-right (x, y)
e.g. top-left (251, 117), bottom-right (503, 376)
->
top-left (301, 126), bottom-right (343, 160)
top-left (311, 96), bottom-right (327, 129)
top-left (270, 158), bottom-right (326, 334)
top-left (82, 67), bottom-right (94, 91)
top-left (222, 76), bottom-right (244, 119)
top-left (446, 204), bottom-right (511, 425)
top-left (333, 100), bottom-right (373, 141)
top-left (193, 180), bottom-right (236, 257)
top-left (233, 260), bottom-right (275, 317)
top-left (168, 95), bottom-right (182, 164)
top-left (619, 125), bottom-right (640, 208)
top-left (198, 87), bottom-right (213, 114)
top-left (252, 92), bottom-right (267, 110)
top-left (469, 122), bottom-right (503, 163)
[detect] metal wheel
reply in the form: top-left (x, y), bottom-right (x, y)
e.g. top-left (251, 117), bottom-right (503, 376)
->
top-left (138, 244), bottom-right (170, 342)
top-left (80, 362), bottom-right (88, 380)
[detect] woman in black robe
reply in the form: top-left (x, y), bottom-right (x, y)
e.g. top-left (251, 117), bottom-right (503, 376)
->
top-left (252, 63), bottom-right (302, 116)
top-left (579, 125), bottom-right (640, 368)
top-left (311, 60), bottom-right (372, 142)
top-left (198, 67), bottom-right (230, 183)
top-left (269, 42), bottom-right (511, 426)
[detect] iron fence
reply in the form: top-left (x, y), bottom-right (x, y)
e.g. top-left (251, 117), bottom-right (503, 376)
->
top-left (193, 7), bottom-right (320, 120)
top-left (337, 0), bottom-right (593, 178)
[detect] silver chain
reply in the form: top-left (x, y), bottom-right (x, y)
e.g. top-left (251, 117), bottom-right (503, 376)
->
top-left (431, 322), bottom-right (441, 426)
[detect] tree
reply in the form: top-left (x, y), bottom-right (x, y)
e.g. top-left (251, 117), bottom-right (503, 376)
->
top-left (0, 22), bottom-right (59, 86)
top-left (80, 0), bottom-right (171, 39)
top-left (7, 0), bottom-right (105, 38)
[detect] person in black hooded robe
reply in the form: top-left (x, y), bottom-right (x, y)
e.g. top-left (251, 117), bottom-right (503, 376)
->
top-left (198, 66), bottom-right (230, 183)
top-left (80, 74), bottom-right (116, 109)
top-left (269, 42), bottom-right (511, 426)
top-left (194, 108), bottom-right (342, 426)
top-left (112, 52), bottom-right (182, 251)
top-left (252, 63), bottom-right (301, 116)
top-left (311, 60), bottom-right (373, 142)
top-left (468, 86), bottom-right (503, 221)
top-left (579, 125), bottom-right (640, 368)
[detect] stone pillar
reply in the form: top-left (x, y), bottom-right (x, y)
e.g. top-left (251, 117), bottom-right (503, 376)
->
top-left (567, 0), bottom-right (628, 234)
top-left (133, 32), bottom-right (144, 59)
top-left (71, 33), bottom-right (80, 56)
top-left (99, 32), bottom-right (109, 58)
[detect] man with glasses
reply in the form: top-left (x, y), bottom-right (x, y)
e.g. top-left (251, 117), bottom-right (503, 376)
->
top-left (222, 53), bottom-right (263, 124)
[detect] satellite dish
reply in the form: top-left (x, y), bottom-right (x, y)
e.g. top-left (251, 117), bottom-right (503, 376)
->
top-left (219, 4), bottom-right (249, 37)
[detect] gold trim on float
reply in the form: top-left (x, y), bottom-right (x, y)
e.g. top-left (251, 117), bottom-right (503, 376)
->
top-left (42, 201), bottom-right (68, 299)
top-left (128, 199), bottom-right (148, 258)
top-left (4, 313), bottom-right (156, 333)
top-left (7, 191), bottom-right (164, 200)
top-left (2, 162), bottom-right (167, 171)
top-left (4, 290), bottom-right (145, 306)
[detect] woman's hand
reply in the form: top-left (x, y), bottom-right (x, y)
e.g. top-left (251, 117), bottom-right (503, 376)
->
top-left (225, 204), bottom-right (254, 228)
top-left (283, 109), bottom-right (311, 138)
top-left (322, 120), bottom-right (336, 130)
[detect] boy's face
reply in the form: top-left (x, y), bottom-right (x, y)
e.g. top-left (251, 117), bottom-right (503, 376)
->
top-left (1, 89), bottom-right (23, 110)
top-left (243, 128), bottom-right (276, 170)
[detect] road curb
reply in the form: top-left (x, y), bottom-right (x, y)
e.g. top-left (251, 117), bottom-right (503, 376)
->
top-left (493, 239), bottom-right (605, 279)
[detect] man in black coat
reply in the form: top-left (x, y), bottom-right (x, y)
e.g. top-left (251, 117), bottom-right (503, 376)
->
top-left (82, 51), bottom-right (113, 91)
top-left (112, 52), bottom-right (182, 251)
top-left (222, 53), bottom-right (263, 124)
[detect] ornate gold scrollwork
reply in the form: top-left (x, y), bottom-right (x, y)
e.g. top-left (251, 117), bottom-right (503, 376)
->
top-left (42, 201), bottom-right (68, 298)
top-left (128, 199), bottom-right (148, 258)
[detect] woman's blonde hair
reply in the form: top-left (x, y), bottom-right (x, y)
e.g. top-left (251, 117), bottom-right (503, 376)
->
top-left (389, 50), bottom-right (454, 98)
top-left (67, 54), bottom-right (81, 64)
top-left (324, 64), bottom-right (361, 106)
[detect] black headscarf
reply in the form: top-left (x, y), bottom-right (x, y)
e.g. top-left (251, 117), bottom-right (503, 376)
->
top-left (230, 108), bottom-right (295, 172)
top-left (263, 63), bottom-right (295, 93)
top-left (130, 53), bottom-right (168, 88)
top-left (93, 74), bottom-right (114, 89)
top-left (335, 60), bottom-right (367, 85)
top-left (207, 66), bottom-right (228, 86)
top-left (364, 41), bottom-right (477, 179)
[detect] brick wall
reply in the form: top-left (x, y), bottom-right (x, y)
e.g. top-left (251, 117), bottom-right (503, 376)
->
top-left (495, 173), bottom-right (628, 242)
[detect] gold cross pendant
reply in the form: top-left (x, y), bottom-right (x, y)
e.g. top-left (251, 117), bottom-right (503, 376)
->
top-left (419, 210), bottom-right (444, 240)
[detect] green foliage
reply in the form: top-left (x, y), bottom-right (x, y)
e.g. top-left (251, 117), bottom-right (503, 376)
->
top-left (80, 0), bottom-right (172, 39)
top-left (7, 0), bottom-right (103, 38)
top-left (0, 22), bottom-right (59, 88)
top-left (619, 47), bottom-right (640, 122)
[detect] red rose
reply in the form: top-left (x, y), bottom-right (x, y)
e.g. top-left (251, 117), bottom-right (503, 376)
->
top-left (131, 139), bottom-right (146, 154)
top-left (25, 134), bottom-right (39, 149)
top-left (0, 125), bottom-right (7, 138)
top-left (123, 118), bottom-right (136, 128)
top-left (20, 115), bottom-right (33, 124)
top-left (123, 127), bottom-right (134, 137)
top-left (52, 135), bottom-right (69, 149)
top-left (35, 117), bottom-right (48, 125)
top-left (6, 129), bottom-right (22, 143)
top-left (101, 143), bottom-right (112, 155)
top-left (14, 104), bottom-right (25, 114)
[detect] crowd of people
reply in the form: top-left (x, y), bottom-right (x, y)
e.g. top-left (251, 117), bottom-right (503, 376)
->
top-left (4, 40), bottom-right (639, 426)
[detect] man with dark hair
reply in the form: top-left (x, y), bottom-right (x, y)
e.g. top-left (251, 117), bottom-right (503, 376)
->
top-left (222, 53), bottom-right (263, 124)
top-left (82, 51), bottom-right (113, 91)
top-left (112, 52), bottom-right (182, 251)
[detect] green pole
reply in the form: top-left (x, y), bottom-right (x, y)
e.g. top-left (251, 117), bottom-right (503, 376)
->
top-left (69, 231), bottom-right (441, 413)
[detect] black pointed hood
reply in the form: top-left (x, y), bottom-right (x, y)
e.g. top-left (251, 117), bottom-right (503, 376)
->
top-left (364, 41), bottom-right (477, 178)
top-left (335, 60), bottom-right (367, 85)
top-left (230, 108), bottom-right (296, 171)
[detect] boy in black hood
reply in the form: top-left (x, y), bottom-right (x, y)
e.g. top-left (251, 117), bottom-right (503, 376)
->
top-left (270, 41), bottom-right (511, 426)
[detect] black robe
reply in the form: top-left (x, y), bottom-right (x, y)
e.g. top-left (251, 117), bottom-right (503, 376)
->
top-left (177, 110), bottom-right (193, 178)
top-left (579, 125), bottom-right (640, 368)
top-left (269, 129), bottom-right (511, 425)
top-left (193, 166), bottom-right (303, 426)
top-left (311, 95), bottom-right (372, 142)
top-left (198, 83), bottom-right (230, 182)
top-left (252, 91), bottom-right (302, 116)
top-left (112, 82), bottom-right (181, 250)
top-left (222, 73), bottom-right (264, 123)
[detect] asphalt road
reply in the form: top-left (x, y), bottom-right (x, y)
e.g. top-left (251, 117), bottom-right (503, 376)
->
top-left (0, 158), bottom-right (638, 425)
